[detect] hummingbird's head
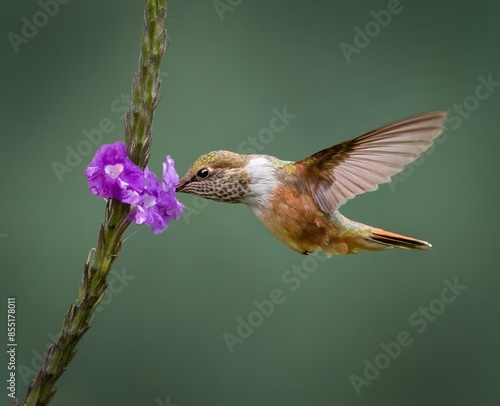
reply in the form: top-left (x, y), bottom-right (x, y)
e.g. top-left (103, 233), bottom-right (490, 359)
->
top-left (176, 151), bottom-right (251, 203)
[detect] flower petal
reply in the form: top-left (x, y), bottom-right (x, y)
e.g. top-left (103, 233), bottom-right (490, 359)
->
top-left (85, 142), bottom-right (144, 202)
top-left (162, 155), bottom-right (180, 194)
top-left (133, 161), bottom-right (184, 234)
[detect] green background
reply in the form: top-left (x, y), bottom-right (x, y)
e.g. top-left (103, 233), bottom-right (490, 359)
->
top-left (1, 0), bottom-right (499, 405)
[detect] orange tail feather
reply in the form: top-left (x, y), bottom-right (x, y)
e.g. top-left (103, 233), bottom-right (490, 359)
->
top-left (369, 228), bottom-right (432, 250)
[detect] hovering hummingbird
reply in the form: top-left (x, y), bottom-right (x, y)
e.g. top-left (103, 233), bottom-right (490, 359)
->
top-left (176, 111), bottom-right (447, 256)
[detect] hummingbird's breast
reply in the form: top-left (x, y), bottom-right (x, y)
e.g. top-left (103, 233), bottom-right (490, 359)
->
top-left (257, 181), bottom-right (338, 254)
top-left (244, 156), bottom-right (371, 255)
top-left (243, 157), bottom-right (330, 253)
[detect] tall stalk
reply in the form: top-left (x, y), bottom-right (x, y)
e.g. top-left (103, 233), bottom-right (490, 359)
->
top-left (15, 1), bottom-right (168, 404)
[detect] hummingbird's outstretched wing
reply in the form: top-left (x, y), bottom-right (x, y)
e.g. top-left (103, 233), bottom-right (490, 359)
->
top-left (293, 111), bottom-right (447, 213)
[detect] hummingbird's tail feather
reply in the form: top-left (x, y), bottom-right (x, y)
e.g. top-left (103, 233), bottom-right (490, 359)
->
top-left (368, 228), bottom-right (432, 250)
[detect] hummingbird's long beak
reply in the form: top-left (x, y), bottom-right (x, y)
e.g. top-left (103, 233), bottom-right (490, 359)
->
top-left (175, 174), bottom-right (190, 193)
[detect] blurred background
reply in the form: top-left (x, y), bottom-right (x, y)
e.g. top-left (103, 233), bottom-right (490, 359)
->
top-left (1, 0), bottom-right (499, 405)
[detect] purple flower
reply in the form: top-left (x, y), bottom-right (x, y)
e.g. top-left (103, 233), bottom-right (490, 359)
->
top-left (162, 156), bottom-right (184, 220)
top-left (86, 145), bottom-right (183, 233)
top-left (85, 142), bottom-right (144, 204)
top-left (134, 156), bottom-right (184, 234)
top-left (162, 155), bottom-right (179, 194)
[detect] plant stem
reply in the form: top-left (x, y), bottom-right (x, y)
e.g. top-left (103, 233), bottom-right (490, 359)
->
top-left (15, 1), bottom-right (168, 405)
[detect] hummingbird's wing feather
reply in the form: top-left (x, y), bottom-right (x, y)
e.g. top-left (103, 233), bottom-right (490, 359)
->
top-left (294, 111), bottom-right (447, 213)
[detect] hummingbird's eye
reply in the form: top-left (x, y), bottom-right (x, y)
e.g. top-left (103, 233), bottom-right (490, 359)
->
top-left (197, 168), bottom-right (210, 179)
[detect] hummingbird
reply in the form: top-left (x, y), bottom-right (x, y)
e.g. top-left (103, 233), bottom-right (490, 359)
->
top-left (176, 111), bottom-right (447, 256)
